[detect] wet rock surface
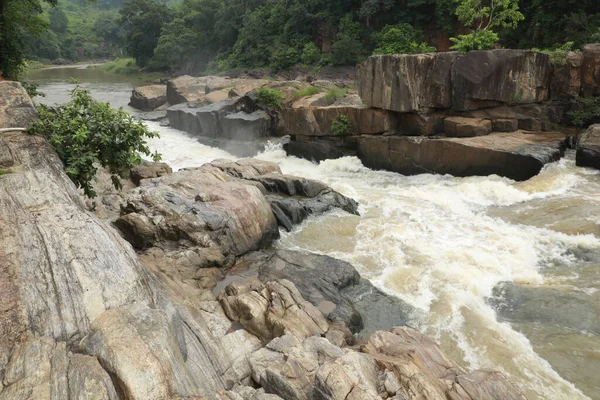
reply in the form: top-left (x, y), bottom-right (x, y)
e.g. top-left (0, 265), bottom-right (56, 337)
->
top-left (576, 124), bottom-right (600, 169)
top-left (358, 131), bottom-right (569, 181)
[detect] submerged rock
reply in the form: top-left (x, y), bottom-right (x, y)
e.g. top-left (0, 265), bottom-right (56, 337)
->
top-left (358, 131), bottom-right (569, 181)
top-left (576, 124), bottom-right (600, 169)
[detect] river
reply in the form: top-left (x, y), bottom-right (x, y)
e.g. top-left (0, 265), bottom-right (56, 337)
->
top-left (25, 66), bottom-right (600, 400)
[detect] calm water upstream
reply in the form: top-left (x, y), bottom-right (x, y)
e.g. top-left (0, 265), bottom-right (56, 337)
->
top-left (26, 66), bottom-right (600, 400)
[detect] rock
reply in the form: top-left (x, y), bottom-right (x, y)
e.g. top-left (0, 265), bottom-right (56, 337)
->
top-left (358, 52), bottom-right (459, 112)
top-left (357, 131), bottom-right (569, 181)
top-left (451, 50), bottom-right (552, 111)
top-left (130, 160), bottom-right (173, 185)
top-left (397, 112), bottom-right (446, 136)
top-left (492, 118), bottom-right (519, 132)
top-left (222, 111), bottom-right (271, 141)
top-left (284, 137), bottom-right (357, 162)
top-left (281, 106), bottom-right (396, 136)
top-left (129, 85), bottom-right (168, 111)
top-left (0, 81), bottom-right (38, 128)
top-left (443, 117), bottom-right (492, 137)
top-left (550, 51), bottom-right (583, 99)
top-left (576, 124), bottom-right (600, 169)
top-left (582, 44), bottom-right (600, 96)
top-left (233, 250), bottom-right (419, 337)
top-left (518, 118), bottom-right (543, 131)
top-left (313, 352), bottom-right (380, 400)
top-left (219, 280), bottom-right (329, 343)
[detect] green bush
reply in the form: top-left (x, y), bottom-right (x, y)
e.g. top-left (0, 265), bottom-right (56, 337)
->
top-left (533, 42), bottom-right (577, 66)
top-left (450, 30), bottom-right (500, 53)
top-left (373, 24), bottom-right (436, 55)
top-left (28, 86), bottom-right (161, 198)
top-left (102, 58), bottom-right (139, 75)
top-left (293, 86), bottom-right (321, 99)
top-left (271, 45), bottom-right (300, 70)
top-left (331, 14), bottom-right (364, 66)
top-left (566, 96), bottom-right (600, 127)
top-left (324, 86), bottom-right (348, 105)
top-left (330, 115), bottom-right (353, 136)
top-left (301, 42), bottom-right (321, 65)
top-left (255, 88), bottom-right (284, 109)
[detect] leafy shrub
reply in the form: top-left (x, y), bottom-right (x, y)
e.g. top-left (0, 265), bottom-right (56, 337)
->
top-left (533, 42), bottom-right (577, 66)
top-left (255, 88), bottom-right (284, 109)
top-left (373, 24), bottom-right (436, 55)
top-left (293, 86), bottom-right (321, 99)
top-left (324, 86), bottom-right (348, 105)
top-left (301, 42), bottom-right (322, 65)
top-left (28, 86), bottom-right (161, 198)
top-left (566, 96), bottom-right (600, 127)
top-left (332, 14), bottom-right (364, 66)
top-left (330, 115), bottom-right (353, 136)
top-left (271, 45), bottom-right (300, 70)
top-left (450, 30), bottom-right (499, 53)
top-left (22, 82), bottom-right (45, 99)
top-left (102, 58), bottom-right (139, 75)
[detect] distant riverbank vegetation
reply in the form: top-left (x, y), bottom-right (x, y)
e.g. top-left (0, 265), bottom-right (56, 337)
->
top-left (2, 0), bottom-right (600, 80)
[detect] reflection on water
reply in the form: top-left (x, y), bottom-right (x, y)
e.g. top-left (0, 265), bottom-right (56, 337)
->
top-left (29, 67), bottom-right (600, 400)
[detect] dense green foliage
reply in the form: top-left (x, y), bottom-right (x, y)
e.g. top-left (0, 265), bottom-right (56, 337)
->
top-left (28, 86), bottom-right (161, 197)
top-left (255, 88), bottom-right (283, 109)
top-left (451, 0), bottom-right (524, 52)
top-left (330, 115), bottom-right (353, 136)
top-left (373, 23), bottom-right (436, 55)
top-left (4, 0), bottom-right (600, 77)
top-left (101, 57), bottom-right (139, 74)
top-left (567, 97), bottom-right (600, 127)
top-left (294, 86), bottom-right (321, 99)
top-left (324, 86), bottom-right (348, 105)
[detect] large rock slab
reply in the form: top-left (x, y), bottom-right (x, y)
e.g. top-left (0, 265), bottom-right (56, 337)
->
top-left (0, 81), bottom-right (38, 128)
top-left (443, 116), bottom-right (492, 137)
top-left (582, 44), bottom-right (600, 96)
top-left (223, 111), bottom-right (271, 141)
top-left (550, 51), bottom-right (584, 99)
top-left (222, 250), bottom-right (420, 337)
top-left (284, 136), bottom-right (357, 162)
top-left (358, 131), bottom-right (569, 181)
top-left (129, 84), bottom-right (168, 111)
top-left (576, 124), bottom-right (600, 169)
top-left (451, 50), bottom-right (552, 111)
top-left (166, 75), bottom-right (267, 105)
top-left (281, 106), bottom-right (396, 136)
top-left (358, 52), bottom-right (459, 112)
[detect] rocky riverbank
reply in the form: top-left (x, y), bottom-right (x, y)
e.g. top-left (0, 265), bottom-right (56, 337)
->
top-left (129, 46), bottom-right (600, 179)
top-left (0, 80), bottom-right (527, 399)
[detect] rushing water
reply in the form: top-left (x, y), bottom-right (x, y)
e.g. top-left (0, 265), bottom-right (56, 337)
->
top-left (26, 67), bottom-right (600, 400)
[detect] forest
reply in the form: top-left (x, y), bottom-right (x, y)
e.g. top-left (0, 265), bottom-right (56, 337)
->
top-left (2, 0), bottom-right (600, 79)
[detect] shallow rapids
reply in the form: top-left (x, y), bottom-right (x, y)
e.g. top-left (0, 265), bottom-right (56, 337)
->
top-left (29, 70), bottom-right (600, 400)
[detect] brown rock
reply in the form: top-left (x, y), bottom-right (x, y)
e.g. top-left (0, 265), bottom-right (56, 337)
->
top-left (518, 118), bottom-right (542, 131)
top-left (492, 118), bottom-right (519, 132)
top-left (129, 85), bottom-right (167, 111)
top-left (444, 117), bottom-right (492, 137)
top-left (576, 124), bottom-right (600, 169)
top-left (357, 131), bottom-right (569, 181)
top-left (0, 81), bottom-right (37, 128)
top-left (397, 112), bottom-right (446, 136)
top-left (130, 160), bottom-right (173, 185)
top-left (452, 50), bottom-right (552, 111)
top-left (358, 52), bottom-right (459, 112)
top-left (582, 44), bottom-right (600, 96)
top-left (550, 51), bottom-right (583, 99)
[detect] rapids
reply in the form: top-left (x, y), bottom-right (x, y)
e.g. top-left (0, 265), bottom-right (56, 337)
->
top-left (27, 67), bottom-right (600, 400)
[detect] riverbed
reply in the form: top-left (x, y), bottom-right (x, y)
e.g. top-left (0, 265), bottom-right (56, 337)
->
top-left (25, 67), bottom-right (600, 400)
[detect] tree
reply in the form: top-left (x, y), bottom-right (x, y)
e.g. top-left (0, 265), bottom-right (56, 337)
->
top-left (120, 0), bottom-right (173, 67)
top-left (450, 0), bottom-right (524, 53)
top-left (28, 86), bottom-right (161, 198)
top-left (331, 14), bottom-right (364, 66)
top-left (373, 23), bottom-right (436, 54)
top-left (49, 7), bottom-right (68, 34)
top-left (0, 0), bottom-right (58, 79)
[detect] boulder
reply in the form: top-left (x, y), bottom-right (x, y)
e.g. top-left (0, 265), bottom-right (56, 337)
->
top-left (0, 81), bottom-right (37, 128)
top-left (226, 250), bottom-right (420, 337)
top-left (222, 111), bottom-right (271, 141)
top-left (451, 50), bottom-right (552, 111)
top-left (358, 52), bottom-right (459, 112)
top-left (493, 118), bottom-right (519, 132)
top-left (129, 84), bottom-right (168, 111)
top-left (443, 117), bottom-right (492, 137)
top-left (357, 131), bottom-right (569, 181)
top-left (167, 75), bottom-right (207, 105)
top-left (550, 51), bottom-right (583, 99)
top-left (582, 44), bottom-right (600, 96)
top-left (281, 106), bottom-right (396, 137)
top-left (397, 112), bottom-right (446, 136)
top-left (284, 136), bottom-right (357, 162)
top-left (518, 118), bottom-right (543, 131)
top-left (129, 160), bottom-right (173, 185)
top-left (576, 124), bottom-right (600, 169)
